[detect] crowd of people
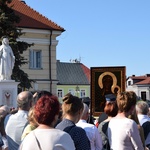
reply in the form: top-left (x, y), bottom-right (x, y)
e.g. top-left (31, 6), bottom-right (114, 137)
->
top-left (0, 90), bottom-right (149, 150)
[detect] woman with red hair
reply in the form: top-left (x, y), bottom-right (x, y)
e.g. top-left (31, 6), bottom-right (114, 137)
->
top-left (98, 94), bottom-right (118, 150)
top-left (19, 94), bottom-right (75, 150)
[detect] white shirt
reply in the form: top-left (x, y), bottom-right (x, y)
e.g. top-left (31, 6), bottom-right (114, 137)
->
top-left (108, 117), bottom-right (144, 150)
top-left (137, 114), bottom-right (150, 145)
top-left (19, 128), bottom-right (75, 150)
top-left (5, 110), bottom-right (28, 150)
top-left (76, 119), bottom-right (102, 150)
top-left (137, 114), bottom-right (150, 126)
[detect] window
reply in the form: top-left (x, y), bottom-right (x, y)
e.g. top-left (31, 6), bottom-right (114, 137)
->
top-left (80, 89), bottom-right (86, 98)
top-left (128, 81), bottom-right (131, 86)
top-left (29, 50), bottom-right (42, 69)
top-left (141, 91), bottom-right (146, 101)
top-left (57, 89), bottom-right (63, 98)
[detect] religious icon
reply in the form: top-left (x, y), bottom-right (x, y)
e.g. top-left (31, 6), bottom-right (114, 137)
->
top-left (91, 66), bottom-right (126, 116)
top-left (98, 71), bottom-right (121, 96)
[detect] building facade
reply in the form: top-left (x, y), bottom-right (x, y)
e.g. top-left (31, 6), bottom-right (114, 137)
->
top-left (126, 74), bottom-right (150, 101)
top-left (10, 0), bottom-right (65, 94)
top-left (57, 60), bottom-right (90, 102)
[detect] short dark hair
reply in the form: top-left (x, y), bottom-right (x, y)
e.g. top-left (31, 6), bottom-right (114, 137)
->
top-left (32, 90), bottom-right (52, 104)
top-left (104, 101), bottom-right (118, 117)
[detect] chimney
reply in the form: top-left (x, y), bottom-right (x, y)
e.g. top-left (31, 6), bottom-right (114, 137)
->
top-left (146, 74), bottom-right (150, 77)
top-left (20, 1), bottom-right (26, 4)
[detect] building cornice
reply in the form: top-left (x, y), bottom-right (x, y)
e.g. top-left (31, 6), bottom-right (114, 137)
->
top-left (21, 28), bottom-right (62, 35)
top-left (17, 37), bottom-right (58, 46)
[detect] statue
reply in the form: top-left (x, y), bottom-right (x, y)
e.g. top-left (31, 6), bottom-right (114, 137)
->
top-left (0, 37), bottom-right (15, 80)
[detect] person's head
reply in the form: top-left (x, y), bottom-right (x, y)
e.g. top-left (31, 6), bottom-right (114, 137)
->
top-left (136, 101), bottom-right (149, 115)
top-left (32, 90), bottom-right (52, 104)
top-left (105, 94), bottom-right (116, 102)
top-left (2, 37), bottom-right (9, 45)
top-left (104, 101), bottom-right (118, 117)
top-left (34, 95), bottom-right (60, 127)
top-left (80, 103), bottom-right (89, 120)
top-left (17, 91), bottom-right (33, 111)
top-left (116, 91), bottom-right (137, 113)
top-left (62, 93), bottom-right (83, 122)
top-left (103, 75), bottom-right (113, 90)
top-left (0, 105), bottom-right (10, 118)
top-left (27, 107), bottom-right (38, 127)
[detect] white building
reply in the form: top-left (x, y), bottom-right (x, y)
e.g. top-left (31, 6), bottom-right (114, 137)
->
top-left (126, 74), bottom-right (150, 101)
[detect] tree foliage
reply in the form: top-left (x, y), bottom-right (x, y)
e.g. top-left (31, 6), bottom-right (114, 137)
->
top-left (0, 0), bottom-right (34, 90)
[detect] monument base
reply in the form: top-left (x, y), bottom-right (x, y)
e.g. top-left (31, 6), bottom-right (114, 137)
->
top-left (0, 80), bottom-right (19, 108)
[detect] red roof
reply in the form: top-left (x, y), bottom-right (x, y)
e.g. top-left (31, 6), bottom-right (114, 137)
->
top-left (81, 64), bottom-right (90, 82)
top-left (135, 77), bottom-right (150, 85)
top-left (128, 75), bottom-right (150, 85)
top-left (8, 0), bottom-right (65, 31)
top-left (129, 75), bottom-right (147, 80)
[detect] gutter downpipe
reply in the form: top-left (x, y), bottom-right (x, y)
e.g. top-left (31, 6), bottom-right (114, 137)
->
top-left (49, 30), bottom-right (52, 93)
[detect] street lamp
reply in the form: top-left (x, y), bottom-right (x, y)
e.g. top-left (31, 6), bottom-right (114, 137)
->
top-left (148, 87), bottom-right (150, 101)
top-left (75, 85), bottom-right (80, 97)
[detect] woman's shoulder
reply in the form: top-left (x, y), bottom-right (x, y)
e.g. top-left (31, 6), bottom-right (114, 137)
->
top-left (24, 124), bottom-right (36, 131)
top-left (125, 117), bottom-right (137, 125)
top-left (98, 121), bottom-right (109, 131)
top-left (99, 120), bottom-right (109, 126)
top-left (71, 125), bottom-right (88, 136)
top-left (53, 128), bottom-right (72, 136)
top-left (109, 117), bottom-right (137, 126)
top-left (74, 125), bottom-right (84, 131)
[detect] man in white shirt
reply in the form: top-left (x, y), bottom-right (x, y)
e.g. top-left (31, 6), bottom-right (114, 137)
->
top-left (136, 101), bottom-right (150, 149)
top-left (5, 91), bottom-right (33, 150)
top-left (76, 103), bottom-right (103, 150)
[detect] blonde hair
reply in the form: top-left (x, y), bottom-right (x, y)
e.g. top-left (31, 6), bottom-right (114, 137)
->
top-left (28, 107), bottom-right (38, 127)
top-left (62, 93), bottom-right (83, 117)
top-left (117, 91), bottom-right (137, 113)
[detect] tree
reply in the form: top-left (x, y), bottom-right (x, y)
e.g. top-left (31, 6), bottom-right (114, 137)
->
top-left (0, 0), bottom-right (34, 90)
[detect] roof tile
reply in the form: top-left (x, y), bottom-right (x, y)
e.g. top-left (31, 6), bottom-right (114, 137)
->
top-left (8, 0), bottom-right (65, 31)
top-left (135, 77), bottom-right (150, 85)
top-left (129, 75), bottom-right (150, 85)
top-left (57, 61), bottom-right (90, 85)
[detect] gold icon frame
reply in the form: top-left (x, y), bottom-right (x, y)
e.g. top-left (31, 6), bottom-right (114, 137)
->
top-left (90, 66), bottom-right (126, 116)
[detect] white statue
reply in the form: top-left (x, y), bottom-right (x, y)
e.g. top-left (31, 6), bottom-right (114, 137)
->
top-left (0, 37), bottom-right (15, 80)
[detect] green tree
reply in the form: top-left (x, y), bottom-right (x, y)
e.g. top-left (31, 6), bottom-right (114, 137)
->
top-left (0, 0), bottom-right (34, 90)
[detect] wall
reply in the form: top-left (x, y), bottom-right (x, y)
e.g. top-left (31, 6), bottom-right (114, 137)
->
top-left (57, 85), bottom-right (90, 103)
top-left (19, 28), bottom-right (62, 94)
top-left (126, 78), bottom-right (150, 100)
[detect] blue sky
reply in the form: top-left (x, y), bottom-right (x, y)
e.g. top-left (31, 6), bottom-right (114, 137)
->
top-left (24, 0), bottom-right (150, 77)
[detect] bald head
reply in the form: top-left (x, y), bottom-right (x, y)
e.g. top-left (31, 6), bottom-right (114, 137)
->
top-left (17, 91), bottom-right (33, 111)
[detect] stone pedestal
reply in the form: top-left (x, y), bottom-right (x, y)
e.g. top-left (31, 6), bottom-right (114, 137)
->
top-left (0, 80), bottom-right (19, 108)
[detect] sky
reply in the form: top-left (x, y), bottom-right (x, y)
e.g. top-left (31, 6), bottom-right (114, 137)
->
top-left (24, 0), bottom-right (150, 77)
